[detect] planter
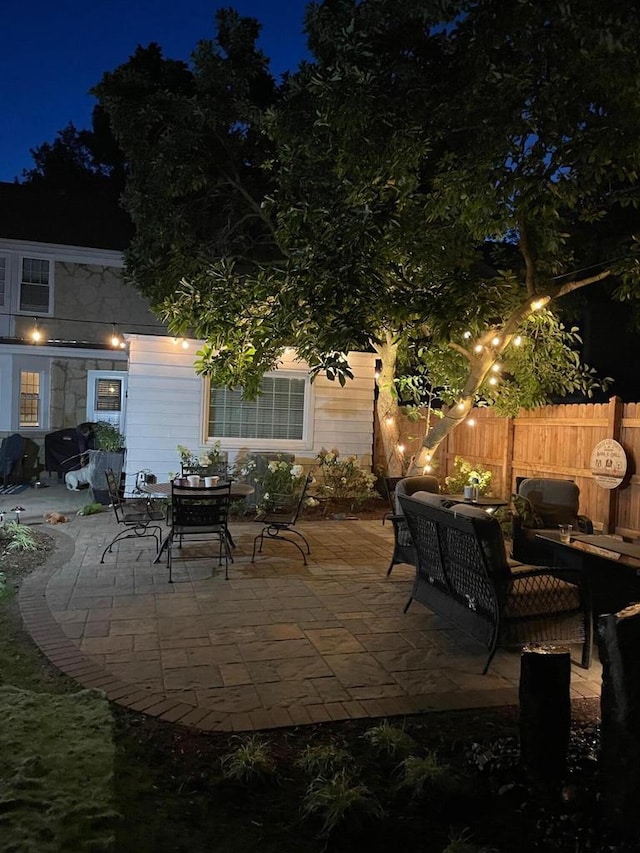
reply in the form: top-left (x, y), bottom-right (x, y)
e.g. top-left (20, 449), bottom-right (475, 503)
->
top-left (87, 449), bottom-right (125, 505)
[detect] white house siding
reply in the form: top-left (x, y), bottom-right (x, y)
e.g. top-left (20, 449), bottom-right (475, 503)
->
top-left (123, 335), bottom-right (376, 492)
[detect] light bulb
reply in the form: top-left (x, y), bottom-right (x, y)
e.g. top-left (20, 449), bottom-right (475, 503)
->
top-left (181, 339), bottom-right (189, 349)
top-left (530, 296), bottom-right (550, 311)
top-left (489, 376), bottom-right (498, 386)
top-left (111, 335), bottom-right (120, 347)
top-left (457, 402), bottom-right (465, 410)
top-left (491, 336), bottom-right (500, 347)
top-left (385, 416), bottom-right (394, 425)
top-left (424, 464), bottom-right (432, 473)
top-left (467, 418), bottom-right (476, 427)
top-left (513, 335), bottom-right (522, 346)
top-left (491, 363), bottom-right (501, 373)
top-left (474, 344), bottom-right (483, 354)
top-left (31, 329), bottom-right (41, 342)
top-left (463, 331), bottom-right (472, 339)
top-left (397, 444), bottom-right (405, 454)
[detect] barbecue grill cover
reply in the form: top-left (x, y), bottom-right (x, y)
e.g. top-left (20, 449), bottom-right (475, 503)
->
top-left (44, 427), bottom-right (94, 475)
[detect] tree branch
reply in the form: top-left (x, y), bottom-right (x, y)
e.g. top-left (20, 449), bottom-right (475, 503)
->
top-left (518, 216), bottom-right (536, 296)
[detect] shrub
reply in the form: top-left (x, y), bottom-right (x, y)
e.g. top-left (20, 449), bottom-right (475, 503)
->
top-left (295, 742), bottom-right (353, 778)
top-left (301, 769), bottom-right (383, 838)
top-left (314, 448), bottom-right (377, 509)
top-left (0, 522), bottom-right (38, 552)
top-left (361, 720), bottom-right (417, 761)
top-left (394, 751), bottom-right (453, 799)
top-left (220, 735), bottom-right (277, 785)
top-left (444, 456), bottom-right (492, 496)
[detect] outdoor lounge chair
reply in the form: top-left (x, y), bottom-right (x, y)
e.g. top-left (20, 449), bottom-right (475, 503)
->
top-left (168, 482), bottom-right (233, 582)
top-left (252, 473), bottom-right (313, 564)
top-left (511, 477), bottom-right (593, 565)
top-left (100, 469), bottom-right (165, 563)
top-left (386, 475), bottom-right (440, 575)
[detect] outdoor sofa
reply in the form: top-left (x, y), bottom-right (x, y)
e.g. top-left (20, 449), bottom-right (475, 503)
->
top-left (398, 492), bottom-right (593, 674)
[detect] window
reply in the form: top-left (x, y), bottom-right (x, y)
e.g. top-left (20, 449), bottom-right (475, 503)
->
top-left (20, 257), bottom-right (51, 314)
top-left (19, 371), bottom-right (40, 427)
top-left (95, 378), bottom-right (123, 412)
top-left (209, 375), bottom-right (307, 441)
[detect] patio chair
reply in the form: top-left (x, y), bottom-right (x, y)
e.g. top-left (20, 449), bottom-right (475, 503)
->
top-left (511, 477), bottom-right (593, 565)
top-left (386, 475), bottom-right (440, 575)
top-left (252, 473), bottom-right (313, 565)
top-left (168, 482), bottom-right (233, 582)
top-left (381, 476), bottom-right (404, 525)
top-left (100, 469), bottom-right (165, 563)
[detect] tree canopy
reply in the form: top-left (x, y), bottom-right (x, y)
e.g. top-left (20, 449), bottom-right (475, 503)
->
top-left (93, 0), bottom-right (640, 471)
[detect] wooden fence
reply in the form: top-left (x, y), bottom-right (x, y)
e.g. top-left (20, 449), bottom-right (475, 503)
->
top-left (395, 397), bottom-right (640, 538)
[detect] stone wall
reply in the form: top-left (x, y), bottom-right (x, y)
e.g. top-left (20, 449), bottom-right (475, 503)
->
top-left (13, 261), bottom-right (164, 343)
top-left (50, 356), bottom-right (124, 430)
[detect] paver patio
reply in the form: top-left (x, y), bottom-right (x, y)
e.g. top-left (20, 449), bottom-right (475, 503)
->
top-left (16, 486), bottom-right (602, 731)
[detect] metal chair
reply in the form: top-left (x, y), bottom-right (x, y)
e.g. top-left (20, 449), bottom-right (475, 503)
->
top-left (168, 482), bottom-right (233, 582)
top-left (252, 474), bottom-right (313, 564)
top-left (100, 469), bottom-right (165, 563)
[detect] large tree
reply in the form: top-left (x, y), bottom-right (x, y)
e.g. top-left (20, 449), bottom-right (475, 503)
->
top-left (96, 1), bottom-right (640, 474)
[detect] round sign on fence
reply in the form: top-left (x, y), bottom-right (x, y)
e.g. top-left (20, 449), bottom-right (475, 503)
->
top-left (590, 439), bottom-right (627, 490)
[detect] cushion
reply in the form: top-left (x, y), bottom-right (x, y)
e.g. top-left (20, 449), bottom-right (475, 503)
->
top-left (519, 478), bottom-right (579, 527)
top-left (448, 503), bottom-right (511, 579)
top-left (395, 475), bottom-right (440, 514)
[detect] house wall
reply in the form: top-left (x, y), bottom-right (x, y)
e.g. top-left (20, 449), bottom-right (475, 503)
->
top-left (123, 335), bottom-right (376, 493)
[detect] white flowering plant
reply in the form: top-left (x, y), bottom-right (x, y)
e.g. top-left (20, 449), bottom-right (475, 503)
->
top-left (254, 457), bottom-right (307, 513)
top-left (314, 448), bottom-right (377, 509)
top-left (177, 441), bottom-right (225, 475)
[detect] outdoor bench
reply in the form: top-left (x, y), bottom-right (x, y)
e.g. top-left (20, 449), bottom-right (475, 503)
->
top-left (397, 492), bottom-right (592, 674)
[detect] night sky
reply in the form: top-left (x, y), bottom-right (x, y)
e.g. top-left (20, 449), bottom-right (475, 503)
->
top-left (0, 0), bottom-right (310, 182)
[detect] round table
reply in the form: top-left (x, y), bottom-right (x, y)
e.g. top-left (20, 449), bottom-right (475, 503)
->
top-left (140, 481), bottom-right (255, 499)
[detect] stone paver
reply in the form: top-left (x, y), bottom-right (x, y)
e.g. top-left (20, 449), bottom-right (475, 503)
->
top-left (18, 483), bottom-right (603, 732)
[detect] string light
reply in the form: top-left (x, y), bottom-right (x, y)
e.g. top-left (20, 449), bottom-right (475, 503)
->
top-left (384, 415), bottom-right (395, 425)
top-left (110, 323), bottom-right (121, 348)
top-left (397, 444), bottom-right (406, 454)
top-left (467, 418), bottom-right (476, 427)
top-left (491, 336), bottom-right (501, 347)
top-left (463, 331), bottom-right (472, 339)
top-left (423, 464), bottom-right (433, 473)
top-left (31, 318), bottom-right (42, 343)
top-left (513, 335), bottom-right (522, 346)
top-left (489, 376), bottom-right (498, 386)
top-left (457, 402), bottom-right (465, 410)
top-left (491, 363), bottom-right (501, 373)
top-left (530, 296), bottom-right (550, 311)
top-left (474, 344), bottom-right (484, 354)
top-left (181, 339), bottom-right (189, 350)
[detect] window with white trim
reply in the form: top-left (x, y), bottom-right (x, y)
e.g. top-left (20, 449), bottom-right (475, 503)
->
top-left (208, 375), bottom-right (307, 441)
top-left (19, 370), bottom-right (41, 427)
top-left (20, 257), bottom-right (51, 314)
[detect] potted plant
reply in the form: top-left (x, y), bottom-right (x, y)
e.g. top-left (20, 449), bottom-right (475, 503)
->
top-left (87, 421), bottom-right (126, 505)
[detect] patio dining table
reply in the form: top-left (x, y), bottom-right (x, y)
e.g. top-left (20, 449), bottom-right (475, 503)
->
top-left (140, 480), bottom-right (255, 564)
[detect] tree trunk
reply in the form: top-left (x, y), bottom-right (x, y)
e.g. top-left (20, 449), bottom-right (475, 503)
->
top-left (519, 644), bottom-right (571, 783)
top-left (597, 602), bottom-right (640, 841)
top-left (374, 335), bottom-right (403, 476)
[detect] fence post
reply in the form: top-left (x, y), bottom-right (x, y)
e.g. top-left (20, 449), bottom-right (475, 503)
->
top-left (603, 396), bottom-right (624, 534)
top-left (502, 416), bottom-right (515, 499)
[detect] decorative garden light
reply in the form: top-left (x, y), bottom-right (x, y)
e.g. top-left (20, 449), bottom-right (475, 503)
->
top-left (12, 506), bottom-right (25, 524)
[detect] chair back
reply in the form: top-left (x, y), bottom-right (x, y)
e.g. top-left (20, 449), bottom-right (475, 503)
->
top-left (518, 477), bottom-right (580, 527)
top-left (172, 482), bottom-right (232, 532)
top-left (395, 475), bottom-right (440, 514)
top-left (105, 469), bottom-right (125, 521)
top-left (262, 473), bottom-right (312, 524)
